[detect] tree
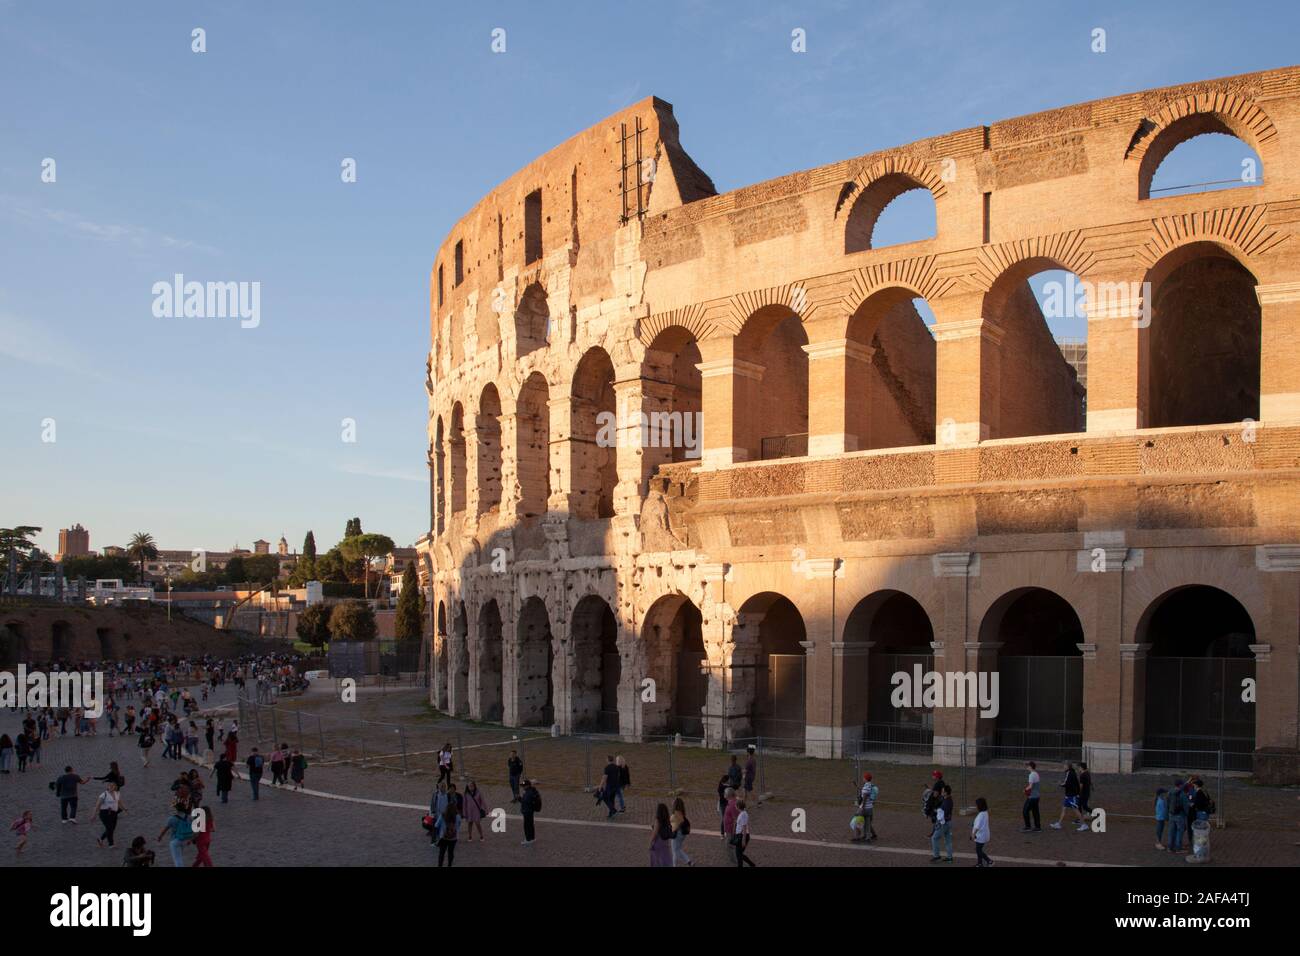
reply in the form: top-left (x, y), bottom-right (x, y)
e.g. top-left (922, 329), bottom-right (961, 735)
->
top-left (394, 562), bottom-right (423, 641)
top-left (295, 603), bottom-right (332, 649)
top-left (339, 533), bottom-right (394, 599)
top-left (328, 599), bottom-right (376, 642)
top-left (243, 554), bottom-right (281, 584)
top-left (126, 532), bottom-right (159, 583)
top-left (62, 554), bottom-right (136, 583)
top-left (314, 548), bottom-right (346, 583)
top-left (0, 526), bottom-right (41, 556)
top-left (224, 555), bottom-right (247, 585)
top-left (344, 517), bottom-right (362, 539)
top-left (299, 530), bottom-right (317, 578)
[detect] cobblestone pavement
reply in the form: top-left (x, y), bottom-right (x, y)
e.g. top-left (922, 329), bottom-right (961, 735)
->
top-left (2, 687), bottom-right (1294, 868)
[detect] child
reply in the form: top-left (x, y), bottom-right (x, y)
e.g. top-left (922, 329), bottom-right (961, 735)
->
top-left (1154, 787), bottom-right (1168, 849)
top-left (11, 811), bottom-right (33, 855)
top-left (850, 809), bottom-right (867, 843)
top-left (971, 796), bottom-right (992, 867)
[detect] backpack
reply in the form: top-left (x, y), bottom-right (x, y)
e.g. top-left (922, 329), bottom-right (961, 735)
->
top-left (526, 789), bottom-right (541, 813)
top-left (680, 817), bottom-right (691, 836)
top-left (251, 755), bottom-right (264, 771)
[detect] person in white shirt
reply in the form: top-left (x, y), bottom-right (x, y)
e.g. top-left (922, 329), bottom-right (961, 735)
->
top-left (94, 782), bottom-right (125, 849)
top-left (971, 796), bottom-right (992, 867)
top-left (1021, 761), bottom-right (1042, 832)
top-left (733, 801), bottom-right (756, 867)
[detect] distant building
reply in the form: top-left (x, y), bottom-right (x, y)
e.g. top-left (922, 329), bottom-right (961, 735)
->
top-left (253, 539), bottom-right (271, 555)
top-left (55, 524), bottom-right (91, 562)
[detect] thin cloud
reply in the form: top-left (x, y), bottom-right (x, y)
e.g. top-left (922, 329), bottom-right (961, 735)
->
top-left (0, 195), bottom-right (221, 255)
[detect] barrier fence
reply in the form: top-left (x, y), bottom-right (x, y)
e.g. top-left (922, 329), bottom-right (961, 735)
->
top-left (232, 695), bottom-right (1256, 832)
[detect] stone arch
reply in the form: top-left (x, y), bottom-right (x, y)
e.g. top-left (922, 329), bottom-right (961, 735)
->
top-left (570, 346), bottom-right (617, 519)
top-left (450, 602), bottom-right (469, 716)
top-left (475, 599), bottom-right (504, 722)
top-left (644, 325), bottom-right (703, 467)
top-left (433, 417), bottom-right (446, 536)
top-left (978, 587), bottom-right (1085, 758)
top-left (843, 589), bottom-right (935, 752)
top-left (1, 620), bottom-right (30, 668)
top-left (1137, 584), bottom-right (1257, 764)
top-left (516, 371), bottom-right (551, 518)
top-left (516, 595), bottom-right (554, 727)
top-left (839, 156), bottom-right (948, 254)
top-left (51, 620), bottom-right (73, 663)
top-left (734, 304), bottom-right (809, 460)
top-left (640, 593), bottom-right (707, 736)
top-left (844, 285), bottom-right (937, 449)
top-left (981, 255), bottom-right (1090, 439)
top-left (96, 627), bottom-right (121, 661)
top-left (476, 383), bottom-right (503, 514)
top-left (735, 591), bottom-right (807, 746)
top-left (449, 403), bottom-right (467, 515)
top-left (568, 594), bottom-right (620, 732)
top-left (1127, 93), bottom-right (1277, 200)
top-left (1142, 241), bottom-right (1260, 428)
top-left (514, 282), bottom-right (550, 357)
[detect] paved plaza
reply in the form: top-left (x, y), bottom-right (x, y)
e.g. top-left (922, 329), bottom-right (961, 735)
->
top-left (2, 685), bottom-right (1295, 868)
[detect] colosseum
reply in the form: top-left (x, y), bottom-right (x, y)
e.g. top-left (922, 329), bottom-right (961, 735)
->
top-left (418, 66), bottom-right (1300, 777)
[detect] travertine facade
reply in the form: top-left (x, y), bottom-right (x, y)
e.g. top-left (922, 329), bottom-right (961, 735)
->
top-left (420, 68), bottom-right (1300, 774)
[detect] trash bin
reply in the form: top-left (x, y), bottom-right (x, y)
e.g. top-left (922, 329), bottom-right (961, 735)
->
top-left (1188, 819), bottom-right (1211, 863)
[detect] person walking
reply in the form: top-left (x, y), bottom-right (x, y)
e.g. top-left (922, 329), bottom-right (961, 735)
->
top-left (204, 718), bottom-right (215, 755)
top-left (732, 799), bottom-right (756, 867)
top-left (94, 782), bottom-right (124, 848)
top-left (930, 783), bottom-right (954, 862)
top-left (289, 749), bottom-right (307, 790)
top-left (670, 797), bottom-right (693, 867)
top-left (55, 766), bottom-right (90, 824)
top-left (649, 803), bottom-right (674, 867)
top-left (1021, 761), bottom-right (1042, 832)
top-left (15, 732), bottom-right (30, 773)
top-left (727, 755), bottom-right (742, 792)
top-left (0, 733), bottom-right (13, 774)
top-left (615, 755), bottom-right (630, 813)
top-left (520, 778), bottom-right (541, 846)
top-left (1078, 761), bottom-right (1094, 823)
top-left (1154, 787), bottom-right (1169, 849)
top-left (507, 750), bottom-right (523, 803)
top-left (138, 726), bottom-right (155, 767)
top-left (743, 745), bottom-right (757, 802)
top-left (157, 807), bottom-right (193, 867)
top-left (463, 781), bottom-right (487, 841)
top-left (192, 806), bottom-right (214, 867)
top-left (1050, 762), bottom-right (1089, 832)
top-left (94, 762), bottom-right (126, 792)
top-left (971, 796), bottom-right (993, 867)
top-left (437, 799), bottom-right (460, 867)
top-left (716, 775), bottom-right (730, 836)
top-left (211, 754), bottom-right (235, 803)
top-left (122, 836), bottom-right (155, 867)
top-left (858, 772), bottom-right (879, 842)
top-left (600, 754), bottom-right (620, 819)
top-left (11, 810), bottom-right (34, 855)
top-left (722, 787), bottom-right (740, 861)
top-left (270, 745), bottom-right (287, 787)
top-left (437, 743), bottom-right (454, 787)
top-left (245, 749), bottom-right (265, 800)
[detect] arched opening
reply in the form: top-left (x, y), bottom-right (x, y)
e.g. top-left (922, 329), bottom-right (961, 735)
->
top-left (1, 621), bottom-right (29, 668)
top-left (984, 261), bottom-right (1088, 439)
top-left (978, 588), bottom-right (1084, 760)
top-left (1139, 585), bottom-right (1256, 770)
top-left (515, 283), bottom-right (550, 357)
top-left (51, 620), bottom-right (72, 663)
top-left (843, 590), bottom-right (935, 753)
top-left (516, 597), bottom-right (554, 727)
top-left (476, 599), bottom-right (503, 722)
top-left (1144, 243), bottom-right (1259, 428)
top-left (1139, 117), bottom-right (1263, 200)
top-left (449, 404), bottom-right (467, 515)
top-left (433, 600), bottom-right (448, 709)
top-left (846, 288), bottom-right (937, 449)
top-left (737, 592), bottom-right (806, 747)
top-left (570, 347), bottom-right (617, 519)
top-left (434, 417), bottom-right (446, 536)
top-left (735, 307), bottom-right (809, 460)
top-left (476, 384), bottom-right (503, 514)
top-left (96, 627), bottom-right (120, 661)
top-left (516, 372), bottom-right (551, 518)
top-left (451, 603), bottom-right (469, 716)
top-left (644, 326), bottom-right (703, 467)
top-left (570, 595), bottom-right (620, 732)
top-left (436, 600), bottom-right (447, 637)
top-left (640, 594), bottom-right (707, 738)
top-left (844, 174), bottom-right (937, 253)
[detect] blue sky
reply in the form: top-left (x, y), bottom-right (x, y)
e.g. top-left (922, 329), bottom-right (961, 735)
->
top-left (1, 0), bottom-right (1294, 557)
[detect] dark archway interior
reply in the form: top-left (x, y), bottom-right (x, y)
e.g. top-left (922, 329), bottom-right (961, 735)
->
top-left (478, 600), bottom-right (504, 722)
top-left (517, 597), bottom-right (553, 726)
top-left (571, 596), bottom-right (619, 732)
